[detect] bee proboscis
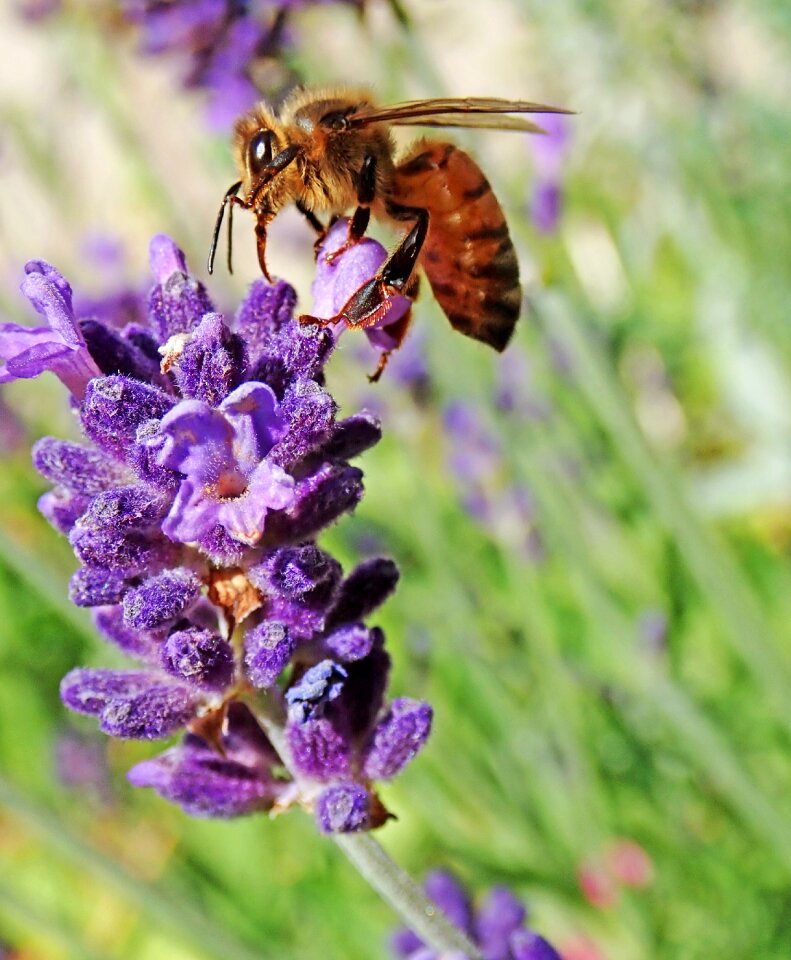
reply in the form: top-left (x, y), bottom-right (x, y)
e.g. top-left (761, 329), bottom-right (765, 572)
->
top-left (209, 86), bottom-right (572, 378)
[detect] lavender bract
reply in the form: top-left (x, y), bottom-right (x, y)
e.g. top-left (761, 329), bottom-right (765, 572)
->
top-left (391, 871), bottom-right (561, 960)
top-left (4, 228), bottom-right (429, 831)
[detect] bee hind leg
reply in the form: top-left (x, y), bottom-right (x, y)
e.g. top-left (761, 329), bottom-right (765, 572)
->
top-left (299, 206), bottom-right (428, 366)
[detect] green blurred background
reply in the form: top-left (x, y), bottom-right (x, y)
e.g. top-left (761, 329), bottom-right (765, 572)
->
top-left (2, 0), bottom-right (791, 957)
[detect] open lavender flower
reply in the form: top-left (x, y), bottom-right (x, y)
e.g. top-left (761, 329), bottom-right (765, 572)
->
top-left (5, 232), bottom-right (428, 832)
top-left (391, 871), bottom-right (561, 960)
top-left (0, 262), bottom-right (101, 396)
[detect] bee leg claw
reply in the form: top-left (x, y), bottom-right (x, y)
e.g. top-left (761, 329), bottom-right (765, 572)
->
top-left (368, 351), bottom-right (391, 383)
top-left (298, 313), bottom-right (333, 328)
top-left (324, 236), bottom-right (362, 265)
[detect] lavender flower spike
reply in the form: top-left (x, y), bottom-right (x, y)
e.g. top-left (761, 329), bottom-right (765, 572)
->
top-left (6, 232), bottom-right (428, 835)
top-left (0, 261), bottom-right (100, 396)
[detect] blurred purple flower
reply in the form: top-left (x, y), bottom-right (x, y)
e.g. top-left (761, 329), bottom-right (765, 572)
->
top-left (0, 396), bottom-right (26, 454)
top-left (54, 729), bottom-right (113, 804)
top-left (121, 1), bottom-right (360, 130)
top-left (444, 401), bottom-right (545, 562)
top-left (530, 114), bottom-right (571, 235)
top-left (391, 870), bottom-right (560, 960)
top-left (4, 231), bottom-right (427, 831)
top-left (15, 0), bottom-right (60, 20)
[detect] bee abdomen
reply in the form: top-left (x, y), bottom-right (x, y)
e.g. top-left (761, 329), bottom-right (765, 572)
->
top-left (393, 141), bottom-right (521, 352)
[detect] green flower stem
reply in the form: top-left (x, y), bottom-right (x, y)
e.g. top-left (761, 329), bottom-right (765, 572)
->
top-left (334, 832), bottom-right (481, 958)
top-left (247, 693), bottom-right (483, 959)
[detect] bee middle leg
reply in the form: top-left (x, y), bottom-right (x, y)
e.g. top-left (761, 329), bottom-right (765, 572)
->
top-left (297, 201), bottom-right (328, 257)
top-left (325, 154), bottom-right (378, 263)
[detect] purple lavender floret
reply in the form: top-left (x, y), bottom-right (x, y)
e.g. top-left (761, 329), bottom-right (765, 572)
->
top-left (3, 231), bottom-right (429, 830)
top-left (0, 262), bottom-right (100, 396)
top-left (391, 871), bottom-right (561, 960)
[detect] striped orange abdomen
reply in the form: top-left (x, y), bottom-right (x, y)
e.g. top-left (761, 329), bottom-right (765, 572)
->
top-left (392, 141), bottom-right (521, 351)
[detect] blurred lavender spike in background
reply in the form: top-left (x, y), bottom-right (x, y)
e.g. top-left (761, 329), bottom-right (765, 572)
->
top-left (391, 871), bottom-right (560, 960)
top-left (529, 114), bottom-right (571, 235)
top-left (120, 0), bottom-right (360, 130)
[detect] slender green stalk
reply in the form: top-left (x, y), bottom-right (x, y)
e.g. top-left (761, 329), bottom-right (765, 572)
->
top-left (248, 694), bottom-right (483, 959)
top-left (335, 832), bottom-right (481, 957)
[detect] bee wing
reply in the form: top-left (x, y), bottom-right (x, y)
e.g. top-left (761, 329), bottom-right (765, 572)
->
top-left (389, 115), bottom-right (549, 134)
top-left (348, 96), bottom-right (573, 130)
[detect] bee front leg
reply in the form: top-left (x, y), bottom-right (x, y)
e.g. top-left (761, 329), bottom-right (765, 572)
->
top-left (324, 154), bottom-right (378, 264)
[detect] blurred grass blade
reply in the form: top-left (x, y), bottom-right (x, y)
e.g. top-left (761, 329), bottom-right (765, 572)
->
top-left (539, 294), bottom-right (791, 733)
top-left (0, 881), bottom-right (113, 960)
top-left (0, 777), bottom-right (272, 960)
top-left (0, 529), bottom-right (94, 643)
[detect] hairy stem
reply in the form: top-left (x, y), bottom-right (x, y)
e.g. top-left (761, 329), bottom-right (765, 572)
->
top-left (247, 693), bottom-right (482, 959)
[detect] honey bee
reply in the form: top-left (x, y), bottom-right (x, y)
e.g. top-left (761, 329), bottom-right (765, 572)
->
top-left (209, 86), bottom-right (571, 376)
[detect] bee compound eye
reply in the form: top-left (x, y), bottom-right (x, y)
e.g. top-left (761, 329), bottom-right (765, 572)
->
top-left (248, 130), bottom-right (273, 174)
top-left (321, 111), bottom-right (350, 132)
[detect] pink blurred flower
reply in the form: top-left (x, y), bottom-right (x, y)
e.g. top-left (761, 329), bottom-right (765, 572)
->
top-left (577, 861), bottom-right (619, 909)
top-left (561, 935), bottom-right (605, 960)
top-left (606, 839), bottom-right (654, 889)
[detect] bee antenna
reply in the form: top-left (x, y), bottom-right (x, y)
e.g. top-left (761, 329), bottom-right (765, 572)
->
top-left (208, 180), bottom-right (242, 275)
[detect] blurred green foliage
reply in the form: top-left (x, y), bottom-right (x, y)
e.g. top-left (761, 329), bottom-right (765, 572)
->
top-left (1, 0), bottom-right (791, 958)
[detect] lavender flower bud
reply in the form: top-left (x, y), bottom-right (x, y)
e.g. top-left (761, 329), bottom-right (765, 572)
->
top-left (266, 464), bottom-right (363, 543)
top-left (69, 567), bottom-right (129, 607)
top-left (122, 569), bottom-right (201, 629)
top-left (424, 871), bottom-right (473, 934)
top-left (169, 313), bottom-right (246, 405)
top-left (268, 379), bottom-right (336, 470)
top-left (509, 930), bottom-right (562, 960)
top-left (288, 718), bottom-right (350, 780)
top-left (363, 698), bottom-right (433, 780)
top-left (79, 317), bottom-right (162, 381)
top-left (315, 783), bottom-right (370, 834)
top-left (60, 668), bottom-right (197, 739)
top-left (162, 627), bottom-right (235, 691)
top-left (148, 234), bottom-right (214, 341)
top-left (320, 411), bottom-right (382, 462)
top-left (93, 606), bottom-right (160, 663)
top-left (324, 624), bottom-right (375, 662)
top-left (32, 437), bottom-right (129, 495)
top-left (327, 558), bottom-right (399, 629)
top-left (81, 375), bottom-right (174, 459)
top-left (37, 488), bottom-right (90, 534)
top-left (244, 620), bottom-right (294, 688)
top-left (475, 886), bottom-right (527, 960)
